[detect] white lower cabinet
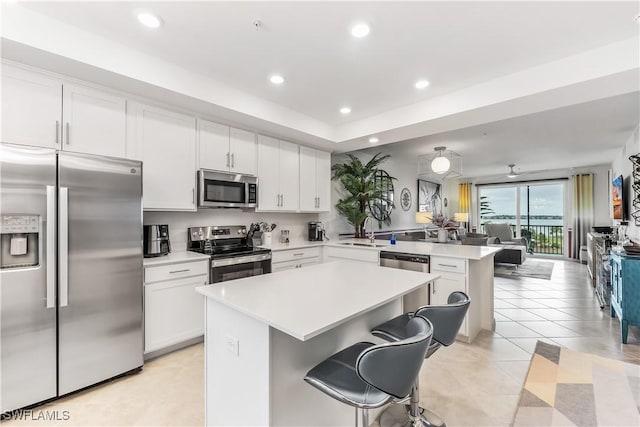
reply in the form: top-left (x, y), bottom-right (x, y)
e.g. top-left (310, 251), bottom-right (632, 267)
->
top-left (143, 260), bottom-right (208, 354)
top-left (430, 256), bottom-right (468, 338)
top-left (271, 247), bottom-right (322, 272)
top-left (324, 246), bottom-right (379, 264)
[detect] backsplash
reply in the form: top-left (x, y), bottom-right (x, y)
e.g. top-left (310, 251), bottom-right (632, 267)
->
top-left (144, 210), bottom-right (321, 251)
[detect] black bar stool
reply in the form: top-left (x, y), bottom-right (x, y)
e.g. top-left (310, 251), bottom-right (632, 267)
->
top-left (371, 291), bottom-right (470, 427)
top-left (304, 316), bottom-right (434, 427)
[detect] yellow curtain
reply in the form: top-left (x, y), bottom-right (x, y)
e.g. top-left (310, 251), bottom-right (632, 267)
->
top-left (572, 174), bottom-right (594, 259)
top-left (459, 182), bottom-right (471, 213)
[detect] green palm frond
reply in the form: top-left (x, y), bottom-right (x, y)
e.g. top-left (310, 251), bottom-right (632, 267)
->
top-left (332, 153), bottom-right (396, 237)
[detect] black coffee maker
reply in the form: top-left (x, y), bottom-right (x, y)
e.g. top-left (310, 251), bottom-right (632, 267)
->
top-left (308, 222), bottom-right (325, 241)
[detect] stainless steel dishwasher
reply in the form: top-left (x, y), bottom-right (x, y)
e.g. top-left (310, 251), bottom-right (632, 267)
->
top-left (379, 251), bottom-right (430, 313)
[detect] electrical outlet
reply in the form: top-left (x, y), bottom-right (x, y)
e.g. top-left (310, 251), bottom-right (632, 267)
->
top-left (225, 334), bottom-right (239, 357)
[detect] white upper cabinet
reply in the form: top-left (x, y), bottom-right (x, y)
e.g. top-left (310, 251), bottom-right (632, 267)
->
top-left (257, 135), bottom-right (299, 211)
top-left (198, 119), bottom-right (256, 175)
top-left (62, 84), bottom-right (127, 158)
top-left (229, 127), bottom-right (257, 175)
top-left (1, 64), bottom-right (127, 157)
top-left (198, 120), bottom-right (229, 171)
top-left (2, 64), bottom-right (62, 149)
top-left (299, 147), bottom-right (331, 212)
top-left (279, 140), bottom-right (300, 210)
top-left (131, 102), bottom-right (197, 211)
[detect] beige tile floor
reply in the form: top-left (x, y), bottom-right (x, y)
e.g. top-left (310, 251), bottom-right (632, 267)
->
top-left (3, 259), bottom-right (638, 426)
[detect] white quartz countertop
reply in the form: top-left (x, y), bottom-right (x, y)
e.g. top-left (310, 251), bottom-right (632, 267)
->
top-left (376, 241), bottom-right (503, 260)
top-left (143, 251), bottom-right (210, 267)
top-left (261, 238), bottom-right (502, 259)
top-left (196, 261), bottom-right (439, 341)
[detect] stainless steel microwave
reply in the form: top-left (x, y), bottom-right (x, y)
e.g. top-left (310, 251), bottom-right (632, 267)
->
top-left (197, 170), bottom-right (257, 208)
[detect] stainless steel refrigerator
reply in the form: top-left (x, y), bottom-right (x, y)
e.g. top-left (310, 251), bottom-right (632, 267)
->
top-left (0, 143), bottom-right (143, 413)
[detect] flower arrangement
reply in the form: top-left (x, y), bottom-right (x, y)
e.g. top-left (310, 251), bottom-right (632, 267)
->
top-left (431, 214), bottom-right (457, 229)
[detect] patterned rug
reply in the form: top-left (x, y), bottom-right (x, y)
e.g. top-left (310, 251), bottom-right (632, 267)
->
top-left (495, 260), bottom-right (554, 280)
top-left (512, 341), bottom-right (640, 426)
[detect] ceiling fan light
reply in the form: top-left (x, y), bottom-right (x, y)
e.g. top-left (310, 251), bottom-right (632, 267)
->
top-left (431, 156), bottom-right (450, 174)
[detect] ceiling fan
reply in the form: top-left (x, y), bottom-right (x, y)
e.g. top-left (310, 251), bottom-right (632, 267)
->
top-left (506, 164), bottom-right (520, 179)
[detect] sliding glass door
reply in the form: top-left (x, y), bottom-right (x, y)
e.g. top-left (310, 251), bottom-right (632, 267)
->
top-left (479, 182), bottom-right (566, 256)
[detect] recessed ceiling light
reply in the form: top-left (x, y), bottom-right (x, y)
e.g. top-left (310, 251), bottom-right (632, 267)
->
top-left (340, 107), bottom-right (352, 115)
top-left (137, 12), bottom-right (162, 29)
top-left (415, 80), bottom-right (430, 90)
top-left (351, 23), bottom-right (370, 38)
top-left (369, 137), bottom-right (379, 143)
top-left (269, 74), bottom-right (285, 85)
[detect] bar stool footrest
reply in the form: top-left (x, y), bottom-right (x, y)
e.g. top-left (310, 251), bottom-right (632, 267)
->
top-left (378, 404), bottom-right (446, 427)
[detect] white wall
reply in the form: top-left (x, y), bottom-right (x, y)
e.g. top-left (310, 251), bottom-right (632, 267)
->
top-left (322, 152), bottom-right (422, 238)
top-left (611, 125), bottom-right (640, 243)
top-left (145, 210), bottom-right (320, 250)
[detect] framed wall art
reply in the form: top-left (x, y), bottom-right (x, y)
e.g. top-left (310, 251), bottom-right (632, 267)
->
top-left (417, 179), bottom-right (442, 216)
top-left (400, 187), bottom-right (412, 211)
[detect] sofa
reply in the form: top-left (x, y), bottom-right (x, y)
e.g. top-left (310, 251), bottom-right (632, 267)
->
top-left (483, 224), bottom-right (528, 265)
top-left (461, 226), bottom-right (527, 266)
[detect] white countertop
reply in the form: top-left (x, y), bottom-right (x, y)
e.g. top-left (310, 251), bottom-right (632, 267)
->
top-left (196, 261), bottom-right (439, 341)
top-left (376, 240), bottom-right (503, 260)
top-left (143, 251), bottom-right (210, 267)
top-left (262, 238), bottom-right (501, 260)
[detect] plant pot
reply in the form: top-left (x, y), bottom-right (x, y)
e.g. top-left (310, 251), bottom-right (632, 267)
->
top-left (437, 228), bottom-right (448, 243)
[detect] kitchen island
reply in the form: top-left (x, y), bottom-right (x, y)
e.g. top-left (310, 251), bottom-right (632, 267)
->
top-left (196, 261), bottom-right (439, 427)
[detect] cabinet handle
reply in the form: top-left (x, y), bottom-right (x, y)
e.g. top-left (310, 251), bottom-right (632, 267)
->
top-left (293, 253), bottom-right (304, 256)
top-left (226, 152), bottom-right (230, 168)
top-left (65, 122), bottom-right (70, 145)
top-left (281, 194), bottom-right (284, 207)
top-left (437, 263), bottom-right (457, 268)
top-left (55, 121), bottom-right (60, 145)
top-left (192, 188), bottom-right (195, 205)
top-left (169, 269), bottom-right (190, 274)
top-left (231, 153), bottom-right (235, 168)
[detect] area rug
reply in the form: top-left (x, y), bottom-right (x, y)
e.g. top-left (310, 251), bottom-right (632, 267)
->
top-left (512, 341), bottom-right (640, 426)
top-left (494, 260), bottom-right (554, 280)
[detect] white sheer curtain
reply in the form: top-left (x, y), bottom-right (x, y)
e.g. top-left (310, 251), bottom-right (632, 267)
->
top-left (572, 174), bottom-right (594, 259)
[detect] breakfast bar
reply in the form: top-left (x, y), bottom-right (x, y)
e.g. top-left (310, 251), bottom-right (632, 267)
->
top-left (196, 261), bottom-right (439, 426)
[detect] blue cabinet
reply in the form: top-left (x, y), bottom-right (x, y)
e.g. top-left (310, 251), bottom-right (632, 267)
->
top-left (610, 251), bottom-right (640, 343)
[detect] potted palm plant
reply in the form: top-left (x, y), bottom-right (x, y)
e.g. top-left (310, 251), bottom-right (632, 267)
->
top-left (332, 153), bottom-right (396, 238)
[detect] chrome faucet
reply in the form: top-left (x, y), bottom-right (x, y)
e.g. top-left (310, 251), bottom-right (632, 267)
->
top-left (363, 216), bottom-right (375, 243)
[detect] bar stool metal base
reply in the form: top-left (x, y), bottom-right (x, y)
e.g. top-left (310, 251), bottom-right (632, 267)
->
top-left (378, 404), bottom-right (446, 427)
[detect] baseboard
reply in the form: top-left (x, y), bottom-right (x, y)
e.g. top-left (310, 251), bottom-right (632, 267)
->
top-left (143, 335), bottom-right (203, 361)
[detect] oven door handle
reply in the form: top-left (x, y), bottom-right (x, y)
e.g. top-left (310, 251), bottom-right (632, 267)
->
top-left (211, 253), bottom-right (272, 267)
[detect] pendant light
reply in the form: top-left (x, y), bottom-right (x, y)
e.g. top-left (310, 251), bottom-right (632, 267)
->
top-left (431, 147), bottom-right (450, 174)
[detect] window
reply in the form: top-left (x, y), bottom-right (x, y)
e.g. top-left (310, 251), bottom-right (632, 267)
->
top-left (479, 182), bottom-right (565, 255)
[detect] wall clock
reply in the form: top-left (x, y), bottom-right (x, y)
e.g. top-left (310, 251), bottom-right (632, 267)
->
top-left (400, 187), bottom-right (412, 211)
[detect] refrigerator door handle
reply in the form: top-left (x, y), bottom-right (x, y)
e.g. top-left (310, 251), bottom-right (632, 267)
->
top-left (46, 185), bottom-right (56, 309)
top-left (59, 186), bottom-right (69, 307)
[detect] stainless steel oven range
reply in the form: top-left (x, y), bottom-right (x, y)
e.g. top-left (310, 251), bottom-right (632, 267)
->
top-left (187, 225), bottom-right (271, 284)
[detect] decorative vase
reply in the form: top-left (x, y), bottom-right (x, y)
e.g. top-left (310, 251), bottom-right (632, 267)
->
top-left (437, 228), bottom-right (448, 243)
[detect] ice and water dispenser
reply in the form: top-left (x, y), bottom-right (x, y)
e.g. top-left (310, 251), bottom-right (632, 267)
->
top-left (0, 215), bottom-right (40, 269)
